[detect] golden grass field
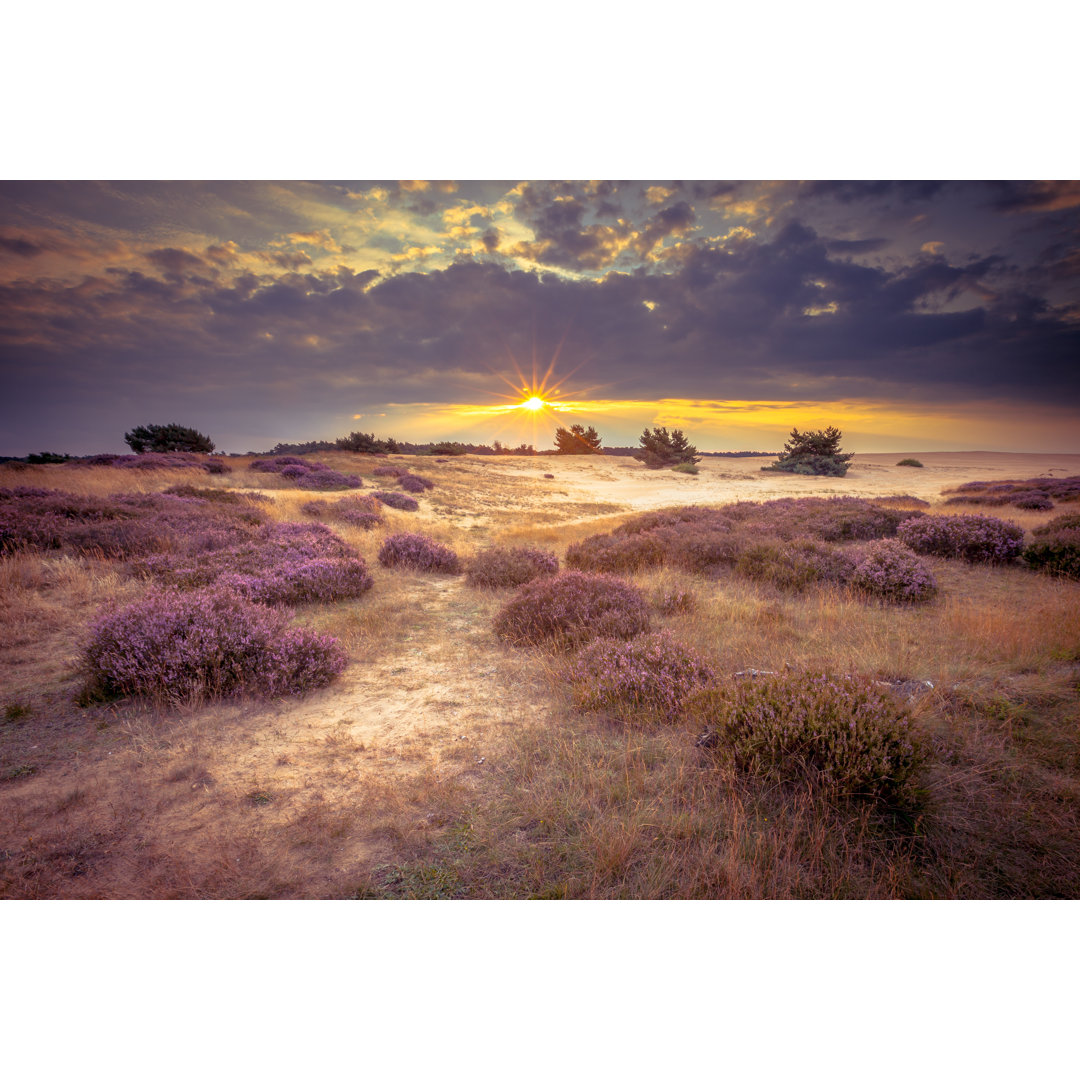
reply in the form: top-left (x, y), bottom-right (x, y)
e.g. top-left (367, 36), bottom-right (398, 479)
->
top-left (2, 449), bottom-right (1079, 898)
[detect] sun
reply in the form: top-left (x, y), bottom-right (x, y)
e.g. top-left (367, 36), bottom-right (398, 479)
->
top-left (521, 396), bottom-right (547, 411)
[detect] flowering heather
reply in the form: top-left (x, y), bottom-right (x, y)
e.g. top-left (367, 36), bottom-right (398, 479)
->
top-left (377, 532), bottom-right (461, 573)
top-left (570, 631), bottom-right (715, 722)
top-left (249, 456), bottom-right (362, 491)
top-left (81, 586), bottom-right (347, 704)
top-left (897, 514), bottom-right (1024, 564)
top-left (850, 539), bottom-right (938, 604)
top-left (943, 475), bottom-right (1080, 507)
top-left (0, 487), bottom-right (266, 558)
top-left (613, 506), bottom-right (731, 535)
top-left (144, 521), bottom-right (374, 605)
top-left (466, 546), bottom-right (559, 588)
top-left (1022, 516), bottom-right (1080, 579)
top-left (372, 465), bottom-right (410, 478)
top-left (565, 530), bottom-right (668, 573)
top-left (736, 539), bottom-right (857, 592)
top-left (65, 452), bottom-right (229, 473)
top-left (665, 527), bottom-right (746, 573)
top-left (493, 571), bottom-right (650, 649)
top-left (398, 474), bottom-right (434, 493)
top-left (688, 672), bottom-right (926, 804)
top-left (372, 491), bottom-right (419, 511)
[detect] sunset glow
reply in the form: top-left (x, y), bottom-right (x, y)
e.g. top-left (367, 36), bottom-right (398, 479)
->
top-left (0, 180), bottom-right (1077, 454)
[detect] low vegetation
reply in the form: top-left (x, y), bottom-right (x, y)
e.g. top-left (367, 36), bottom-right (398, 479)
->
top-left (81, 586), bottom-right (346, 705)
top-left (378, 532), bottom-right (461, 573)
top-left (2, 452), bottom-right (1079, 899)
top-left (688, 672), bottom-right (926, 805)
top-left (466, 546), bottom-right (559, 588)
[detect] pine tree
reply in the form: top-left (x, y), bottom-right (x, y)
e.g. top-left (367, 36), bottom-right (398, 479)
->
top-left (764, 426), bottom-right (854, 476)
top-left (554, 424), bottom-right (603, 454)
top-left (124, 423), bottom-right (215, 454)
top-left (633, 427), bottom-right (700, 468)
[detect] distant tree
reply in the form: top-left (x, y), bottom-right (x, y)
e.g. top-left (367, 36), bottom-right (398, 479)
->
top-left (633, 427), bottom-right (700, 469)
top-left (124, 423), bottom-right (214, 454)
top-left (554, 424), bottom-right (603, 454)
top-left (763, 426), bottom-right (854, 477)
top-left (430, 441), bottom-right (469, 456)
top-left (336, 431), bottom-right (396, 454)
top-left (26, 451), bottom-right (72, 464)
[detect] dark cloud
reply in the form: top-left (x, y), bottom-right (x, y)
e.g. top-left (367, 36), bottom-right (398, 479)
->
top-left (825, 237), bottom-right (889, 255)
top-left (801, 180), bottom-right (947, 203)
top-left (2, 181), bottom-right (1078, 453)
top-left (0, 235), bottom-right (45, 257)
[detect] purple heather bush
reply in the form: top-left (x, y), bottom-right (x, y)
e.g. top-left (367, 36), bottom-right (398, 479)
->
top-left (65, 452), bottom-right (228, 473)
top-left (249, 456), bottom-right (362, 491)
top-left (372, 465), bottom-right (410, 478)
top-left (897, 513), bottom-right (1024, 564)
top-left (143, 521), bottom-right (374, 605)
top-left (398, 473), bottom-right (434, 493)
top-left (466, 545), bottom-right (559, 588)
top-left (0, 487), bottom-right (266, 558)
top-left (570, 631), bottom-right (714, 722)
top-left (1023, 514), bottom-right (1080, 579)
top-left (493, 571), bottom-right (650, 649)
top-left (849, 539), bottom-right (938, 603)
top-left (565, 530), bottom-right (668, 574)
top-left (688, 672), bottom-right (926, 804)
top-left (943, 475), bottom-right (1080, 508)
top-left (736, 539), bottom-right (857, 592)
top-left (377, 532), bottom-right (461, 573)
top-left (372, 491), bottom-right (419, 511)
top-left (81, 586), bottom-right (347, 705)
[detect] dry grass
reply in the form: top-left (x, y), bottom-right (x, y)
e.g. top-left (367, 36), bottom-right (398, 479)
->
top-left (3, 453), bottom-right (1079, 898)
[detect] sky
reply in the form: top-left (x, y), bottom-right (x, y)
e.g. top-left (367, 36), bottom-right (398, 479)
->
top-left (2, 179), bottom-right (1078, 455)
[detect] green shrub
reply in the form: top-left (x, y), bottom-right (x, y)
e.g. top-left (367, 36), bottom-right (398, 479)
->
top-left (688, 672), bottom-right (926, 804)
top-left (1022, 523), bottom-right (1080, 579)
top-left (896, 459), bottom-right (924, 468)
top-left (671, 463), bottom-right (699, 475)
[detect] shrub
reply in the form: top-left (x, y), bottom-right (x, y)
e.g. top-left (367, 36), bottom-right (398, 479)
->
top-left (249, 456), bottom-right (362, 490)
top-left (896, 459), bottom-right (924, 468)
top-left (372, 491), bottom-right (419, 511)
top-left (736, 539), bottom-right (857, 591)
top-left (763, 427), bottom-right (853, 477)
top-left (124, 423), bottom-right (215, 454)
top-left (688, 672), bottom-right (926, 803)
top-left (897, 514), bottom-right (1024, 564)
top-left (666, 528), bottom-right (745, 573)
top-left (0, 487), bottom-right (266, 558)
top-left (378, 532), bottom-right (461, 573)
top-left (399, 474), bottom-right (434, 493)
top-left (850, 539), bottom-right (938, 603)
top-left (81, 587), bottom-right (347, 704)
top-left (466, 546), bottom-right (559, 588)
top-left (569, 631), bottom-right (715, 721)
top-left (543, 473), bottom-right (555, 479)
top-left (1011, 491), bottom-right (1054, 511)
top-left (1022, 521), bottom-right (1080, 579)
top-left (565, 531), bottom-right (668, 574)
top-left (671, 462), bottom-right (699, 475)
top-left (372, 465), bottom-right (410, 478)
top-left (143, 521), bottom-right (374, 605)
top-left (493, 571), bottom-right (650, 648)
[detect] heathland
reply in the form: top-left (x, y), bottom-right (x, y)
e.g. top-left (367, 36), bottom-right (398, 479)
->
top-left (2, 449), bottom-right (1079, 898)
